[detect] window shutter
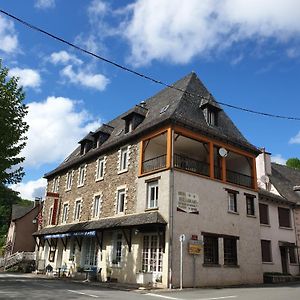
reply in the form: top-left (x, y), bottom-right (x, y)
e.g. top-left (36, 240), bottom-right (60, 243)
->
top-left (51, 198), bottom-right (59, 225)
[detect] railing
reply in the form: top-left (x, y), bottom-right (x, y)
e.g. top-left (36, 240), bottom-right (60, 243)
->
top-left (226, 169), bottom-right (253, 188)
top-left (174, 154), bottom-right (209, 177)
top-left (142, 154), bottom-right (167, 173)
top-left (214, 166), bottom-right (222, 180)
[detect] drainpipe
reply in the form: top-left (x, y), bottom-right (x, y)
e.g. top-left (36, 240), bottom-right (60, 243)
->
top-left (168, 129), bottom-right (174, 289)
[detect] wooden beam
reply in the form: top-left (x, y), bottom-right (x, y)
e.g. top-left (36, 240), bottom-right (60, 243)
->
top-left (252, 157), bottom-right (258, 191)
top-left (96, 231), bottom-right (104, 251)
top-left (75, 236), bottom-right (82, 251)
top-left (138, 140), bottom-right (144, 176)
top-left (209, 142), bottom-right (214, 179)
top-left (61, 237), bottom-right (67, 251)
top-left (222, 157), bottom-right (226, 182)
top-left (166, 127), bottom-right (172, 169)
top-left (122, 229), bottom-right (132, 252)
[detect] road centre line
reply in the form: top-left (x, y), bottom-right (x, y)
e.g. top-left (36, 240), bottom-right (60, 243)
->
top-left (146, 293), bottom-right (237, 300)
top-left (146, 293), bottom-right (183, 300)
top-left (67, 289), bottom-right (99, 298)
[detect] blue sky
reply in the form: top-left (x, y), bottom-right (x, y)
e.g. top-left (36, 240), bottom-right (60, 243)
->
top-left (1, 0), bottom-right (300, 199)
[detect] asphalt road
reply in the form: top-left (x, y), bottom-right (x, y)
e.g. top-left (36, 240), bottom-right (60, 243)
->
top-left (0, 273), bottom-right (300, 300)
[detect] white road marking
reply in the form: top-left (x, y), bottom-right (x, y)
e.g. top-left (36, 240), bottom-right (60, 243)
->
top-left (67, 289), bottom-right (99, 298)
top-left (196, 296), bottom-right (237, 300)
top-left (146, 293), bottom-right (183, 300)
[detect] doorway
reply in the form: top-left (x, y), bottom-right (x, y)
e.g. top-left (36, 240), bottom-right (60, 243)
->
top-left (280, 246), bottom-right (289, 274)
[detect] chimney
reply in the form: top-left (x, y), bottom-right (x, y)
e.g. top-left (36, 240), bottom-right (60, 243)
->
top-left (293, 186), bottom-right (300, 197)
top-left (256, 148), bottom-right (272, 189)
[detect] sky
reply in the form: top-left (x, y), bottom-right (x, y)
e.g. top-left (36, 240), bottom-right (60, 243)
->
top-left (1, 0), bottom-right (300, 200)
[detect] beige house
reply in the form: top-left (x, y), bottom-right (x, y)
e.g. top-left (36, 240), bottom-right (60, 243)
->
top-left (34, 73), bottom-right (263, 287)
top-left (256, 150), bottom-right (300, 275)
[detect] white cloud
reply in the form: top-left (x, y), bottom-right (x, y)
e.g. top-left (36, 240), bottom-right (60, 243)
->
top-left (34, 0), bottom-right (55, 9)
top-left (0, 15), bottom-right (18, 54)
top-left (271, 154), bottom-right (287, 165)
top-left (8, 67), bottom-right (41, 89)
top-left (123, 0), bottom-right (300, 66)
top-left (22, 96), bottom-right (101, 167)
top-left (289, 131), bottom-right (300, 144)
top-left (50, 51), bottom-right (83, 65)
top-left (11, 178), bottom-right (47, 200)
top-left (61, 65), bottom-right (110, 91)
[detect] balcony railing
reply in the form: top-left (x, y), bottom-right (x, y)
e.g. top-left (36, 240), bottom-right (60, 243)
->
top-left (214, 166), bottom-right (222, 180)
top-left (174, 154), bottom-right (209, 177)
top-left (226, 169), bottom-right (253, 188)
top-left (142, 154), bottom-right (167, 173)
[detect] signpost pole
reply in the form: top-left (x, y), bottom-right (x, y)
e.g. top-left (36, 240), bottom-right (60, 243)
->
top-left (193, 255), bottom-right (196, 288)
top-left (179, 234), bottom-right (185, 290)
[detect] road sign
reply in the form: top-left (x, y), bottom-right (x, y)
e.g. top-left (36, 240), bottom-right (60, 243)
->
top-left (179, 234), bottom-right (186, 242)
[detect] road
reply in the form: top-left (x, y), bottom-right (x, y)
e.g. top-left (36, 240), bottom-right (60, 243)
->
top-left (0, 273), bottom-right (300, 300)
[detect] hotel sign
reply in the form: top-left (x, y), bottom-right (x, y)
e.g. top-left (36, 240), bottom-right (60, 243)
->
top-left (44, 230), bottom-right (96, 239)
top-left (188, 239), bottom-right (203, 255)
top-left (177, 191), bottom-right (199, 214)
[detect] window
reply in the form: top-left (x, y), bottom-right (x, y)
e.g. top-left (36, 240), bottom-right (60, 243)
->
top-left (62, 203), bottom-right (68, 224)
top-left (66, 171), bottom-right (73, 190)
top-left (117, 189), bottom-right (125, 213)
top-left (261, 240), bottom-right (272, 263)
top-left (125, 120), bottom-right (133, 133)
top-left (147, 181), bottom-right (159, 209)
top-left (142, 235), bottom-right (163, 272)
top-left (119, 147), bottom-right (128, 172)
top-left (52, 177), bottom-right (59, 193)
top-left (246, 195), bottom-right (255, 216)
top-left (207, 109), bottom-right (216, 126)
top-left (78, 165), bottom-right (86, 187)
top-left (84, 238), bottom-right (98, 267)
top-left (74, 199), bottom-right (82, 221)
top-left (224, 238), bottom-right (237, 266)
top-left (228, 192), bottom-right (237, 213)
top-left (259, 203), bottom-right (269, 225)
top-left (96, 157), bottom-right (105, 180)
top-left (112, 233), bottom-right (122, 265)
top-left (289, 247), bottom-right (297, 264)
top-left (92, 195), bottom-right (101, 218)
top-left (69, 241), bottom-right (76, 261)
top-left (48, 207), bottom-right (53, 225)
top-left (278, 207), bottom-right (291, 228)
top-left (203, 235), bottom-right (219, 265)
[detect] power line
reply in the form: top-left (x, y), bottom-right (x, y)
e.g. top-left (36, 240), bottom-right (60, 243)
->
top-left (1, 8), bottom-right (300, 121)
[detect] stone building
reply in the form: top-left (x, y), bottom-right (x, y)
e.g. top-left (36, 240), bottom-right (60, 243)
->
top-left (257, 150), bottom-right (300, 276)
top-left (34, 73), bottom-right (263, 287)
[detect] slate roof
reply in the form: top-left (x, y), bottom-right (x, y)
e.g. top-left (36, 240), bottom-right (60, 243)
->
top-left (11, 204), bottom-right (34, 221)
top-left (33, 211), bottom-right (167, 236)
top-left (45, 72), bottom-right (259, 178)
top-left (258, 188), bottom-right (295, 205)
top-left (269, 163), bottom-right (300, 204)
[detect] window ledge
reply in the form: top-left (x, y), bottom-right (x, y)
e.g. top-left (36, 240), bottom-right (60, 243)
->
top-left (118, 169), bottom-right (128, 175)
top-left (223, 264), bottom-right (239, 268)
top-left (247, 214), bottom-right (256, 218)
top-left (262, 261), bottom-right (274, 265)
top-left (289, 263), bottom-right (299, 266)
top-left (260, 223), bottom-right (271, 227)
top-left (279, 226), bottom-right (293, 230)
top-left (95, 177), bottom-right (104, 182)
top-left (77, 184), bottom-right (84, 188)
top-left (145, 207), bottom-right (159, 212)
top-left (228, 210), bottom-right (239, 215)
top-left (202, 263), bottom-right (221, 268)
top-left (65, 188), bottom-right (72, 192)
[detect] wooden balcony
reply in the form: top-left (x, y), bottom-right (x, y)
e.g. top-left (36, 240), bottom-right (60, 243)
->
top-left (174, 154), bottom-right (209, 177)
top-left (142, 154), bottom-right (167, 173)
top-left (226, 169), bottom-right (253, 188)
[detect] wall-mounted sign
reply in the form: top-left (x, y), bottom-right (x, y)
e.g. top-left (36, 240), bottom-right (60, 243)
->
top-left (188, 239), bottom-right (203, 255)
top-left (44, 230), bottom-right (96, 239)
top-left (177, 191), bottom-right (199, 214)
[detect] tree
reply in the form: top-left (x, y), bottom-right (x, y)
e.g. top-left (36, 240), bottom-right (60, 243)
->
top-left (0, 60), bottom-right (29, 186)
top-left (286, 158), bottom-right (300, 170)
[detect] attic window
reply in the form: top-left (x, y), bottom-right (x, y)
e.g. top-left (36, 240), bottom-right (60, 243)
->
top-left (160, 105), bottom-right (169, 114)
top-left (125, 119), bottom-right (133, 134)
top-left (204, 108), bottom-right (218, 126)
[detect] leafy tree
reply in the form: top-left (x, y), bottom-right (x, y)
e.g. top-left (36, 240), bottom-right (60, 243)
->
top-left (0, 60), bottom-right (29, 186)
top-left (286, 158), bottom-right (300, 170)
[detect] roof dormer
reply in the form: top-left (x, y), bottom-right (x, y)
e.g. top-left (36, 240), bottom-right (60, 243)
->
top-left (200, 96), bottom-right (222, 127)
top-left (78, 132), bottom-right (94, 155)
top-left (92, 124), bottom-right (114, 148)
top-left (121, 104), bottom-right (148, 134)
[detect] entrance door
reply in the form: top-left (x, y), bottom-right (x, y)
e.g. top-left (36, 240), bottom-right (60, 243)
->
top-left (280, 247), bottom-right (288, 274)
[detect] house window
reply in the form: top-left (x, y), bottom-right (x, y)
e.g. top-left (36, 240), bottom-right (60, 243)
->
top-left (69, 241), bottom-right (76, 261)
top-left (228, 192), bottom-right (237, 213)
top-left (278, 207), bottom-right (291, 228)
top-left (246, 195), bottom-right (255, 216)
top-left (96, 157), bottom-right (105, 180)
top-left (119, 147), bottom-right (128, 172)
top-left (125, 119), bottom-right (133, 133)
top-left (261, 240), bottom-right (272, 263)
top-left (66, 171), bottom-right (72, 190)
top-left (224, 238), bottom-right (237, 266)
top-left (117, 189), bottom-right (126, 213)
top-left (289, 247), bottom-right (297, 264)
top-left (147, 181), bottom-right (159, 209)
top-left (112, 233), bottom-right (122, 265)
top-left (203, 235), bottom-right (219, 265)
top-left (142, 235), bottom-right (163, 272)
top-left (48, 206), bottom-right (53, 225)
top-left (84, 238), bottom-right (98, 267)
top-left (52, 177), bottom-right (59, 193)
top-left (207, 109), bottom-right (216, 126)
top-left (78, 165), bottom-right (86, 187)
top-left (92, 195), bottom-right (101, 218)
top-left (62, 203), bottom-right (68, 224)
top-left (259, 203), bottom-right (269, 225)
top-left (74, 199), bottom-right (82, 221)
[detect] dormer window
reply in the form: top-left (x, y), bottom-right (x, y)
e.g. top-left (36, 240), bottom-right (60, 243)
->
top-left (122, 105), bottom-right (147, 134)
top-left (125, 119), bottom-right (133, 134)
top-left (200, 97), bottom-right (221, 127)
top-left (206, 109), bottom-right (217, 126)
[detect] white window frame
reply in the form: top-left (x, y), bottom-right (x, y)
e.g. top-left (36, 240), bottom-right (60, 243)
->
top-left (62, 202), bottom-right (69, 224)
top-left (52, 177), bottom-right (60, 193)
top-left (147, 181), bottom-right (159, 209)
top-left (95, 157), bottom-right (105, 181)
top-left (111, 233), bottom-right (123, 266)
top-left (65, 171), bottom-right (73, 191)
top-left (142, 234), bottom-right (163, 273)
top-left (118, 146), bottom-right (129, 173)
top-left (74, 199), bottom-right (82, 221)
top-left (48, 206), bottom-right (53, 225)
top-left (92, 194), bottom-right (102, 219)
top-left (77, 165), bottom-right (86, 187)
top-left (228, 192), bottom-right (237, 213)
top-left (116, 189), bottom-right (126, 214)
